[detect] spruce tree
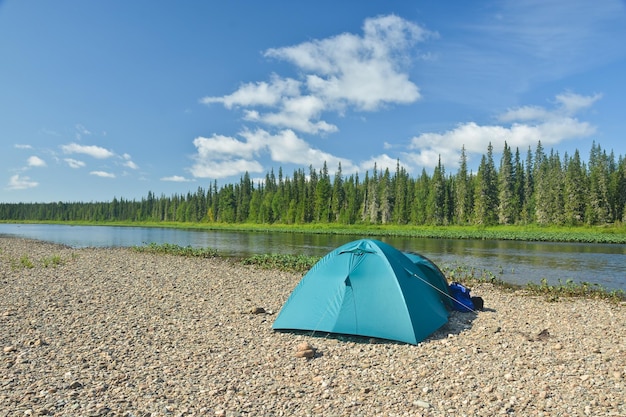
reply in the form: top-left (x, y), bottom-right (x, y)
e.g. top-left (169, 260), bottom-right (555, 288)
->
top-left (379, 168), bottom-right (392, 224)
top-left (455, 146), bottom-right (470, 224)
top-left (520, 147), bottom-right (534, 224)
top-left (236, 172), bottom-right (252, 222)
top-left (513, 148), bottom-right (524, 223)
top-left (616, 156), bottom-right (626, 222)
top-left (427, 156), bottom-right (446, 225)
top-left (498, 142), bottom-right (516, 224)
top-left (411, 168), bottom-right (430, 225)
top-left (563, 150), bottom-right (586, 225)
top-left (533, 142), bottom-right (553, 224)
top-left (547, 150), bottom-right (565, 224)
top-left (331, 163), bottom-right (345, 222)
top-left (392, 160), bottom-right (409, 224)
top-left (473, 143), bottom-right (498, 225)
top-left (365, 165), bottom-right (380, 223)
top-left (314, 162), bottom-right (332, 222)
top-left (586, 142), bottom-right (611, 224)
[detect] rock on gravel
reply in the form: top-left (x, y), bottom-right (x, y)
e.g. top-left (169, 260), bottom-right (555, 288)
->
top-left (1, 236), bottom-right (624, 416)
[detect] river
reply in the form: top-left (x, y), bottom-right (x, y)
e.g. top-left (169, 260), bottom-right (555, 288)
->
top-left (1, 223), bottom-right (624, 291)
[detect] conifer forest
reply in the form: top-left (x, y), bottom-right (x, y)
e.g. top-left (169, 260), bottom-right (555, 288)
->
top-left (2, 142), bottom-right (625, 227)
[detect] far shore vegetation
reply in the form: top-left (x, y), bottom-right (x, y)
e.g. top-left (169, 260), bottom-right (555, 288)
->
top-left (1, 141), bottom-right (625, 243)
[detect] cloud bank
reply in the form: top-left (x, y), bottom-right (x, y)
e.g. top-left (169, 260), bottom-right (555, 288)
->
top-left (408, 92), bottom-right (601, 168)
top-left (194, 14), bottom-right (602, 180)
top-left (196, 15), bottom-right (431, 178)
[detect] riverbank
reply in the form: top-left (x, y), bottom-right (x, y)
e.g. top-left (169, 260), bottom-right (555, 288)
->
top-left (1, 237), bottom-right (624, 416)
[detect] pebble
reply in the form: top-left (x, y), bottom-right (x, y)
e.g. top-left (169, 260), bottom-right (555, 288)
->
top-left (414, 399), bottom-right (431, 408)
top-left (1, 236), bottom-right (625, 416)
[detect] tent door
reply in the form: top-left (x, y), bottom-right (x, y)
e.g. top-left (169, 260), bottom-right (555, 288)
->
top-left (334, 275), bottom-right (357, 333)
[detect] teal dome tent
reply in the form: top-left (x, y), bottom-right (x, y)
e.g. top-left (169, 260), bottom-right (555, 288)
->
top-left (403, 251), bottom-right (453, 310)
top-left (272, 239), bottom-right (450, 345)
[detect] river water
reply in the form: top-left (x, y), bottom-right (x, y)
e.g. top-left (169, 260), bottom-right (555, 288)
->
top-left (1, 223), bottom-right (624, 291)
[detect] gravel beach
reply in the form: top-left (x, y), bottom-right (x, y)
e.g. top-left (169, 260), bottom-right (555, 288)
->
top-left (1, 236), bottom-right (624, 417)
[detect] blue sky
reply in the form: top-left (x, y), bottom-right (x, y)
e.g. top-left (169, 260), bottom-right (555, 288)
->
top-left (1, 0), bottom-right (625, 203)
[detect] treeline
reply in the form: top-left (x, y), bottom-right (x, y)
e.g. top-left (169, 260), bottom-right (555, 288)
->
top-left (2, 141), bottom-right (625, 226)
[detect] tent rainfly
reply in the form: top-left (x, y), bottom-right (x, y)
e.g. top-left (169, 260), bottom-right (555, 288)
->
top-left (272, 239), bottom-right (450, 345)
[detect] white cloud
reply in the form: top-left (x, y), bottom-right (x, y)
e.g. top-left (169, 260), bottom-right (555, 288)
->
top-left (121, 154), bottom-right (139, 170)
top-left (201, 75), bottom-right (301, 108)
top-left (201, 15), bottom-right (432, 134)
top-left (190, 132), bottom-right (266, 178)
top-left (403, 148), bottom-right (457, 171)
top-left (64, 158), bottom-right (86, 168)
top-left (554, 91), bottom-right (602, 115)
top-left (407, 92), bottom-right (600, 170)
top-left (62, 143), bottom-right (115, 159)
top-left (358, 153), bottom-right (402, 174)
top-left (90, 171), bottom-right (115, 178)
top-left (193, 14), bottom-right (437, 180)
top-left (6, 174), bottom-right (38, 190)
top-left (265, 15), bottom-right (431, 112)
top-left (27, 156), bottom-right (46, 167)
top-left (243, 95), bottom-right (338, 134)
top-left (75, 124), bottom-right (92, 140)
top-left (14, 144), bottom-right (33, 149)
top-left (193, 134), bottom-right (263, 161)
top-left (497, 106), bottom-right (552, 123)
top-left (123, 160), bottom-right (139, 170)
top-left (189, 128), bottom-right (355, 179)
top-left (161, 175), bottom-right (194, 182)
top-left (243, 129), bottom-right (354, 169)
top-left (498, 92), bottom-right (602, 123)
top-left (190, 158), bottom-right (264, 179)
top-left (194, 15), bottom-right (447, 180)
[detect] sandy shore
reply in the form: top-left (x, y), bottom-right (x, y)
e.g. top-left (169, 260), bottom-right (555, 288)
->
top-left (1, 236), bottom-right (624, 416)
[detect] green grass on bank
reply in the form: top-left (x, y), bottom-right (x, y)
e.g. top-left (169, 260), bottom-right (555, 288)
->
top-left (131, 242), bottom-right (218, 258)
top-left (130, 242), bottom-right (625, 303)
top-left (4, 253), bottom-right (66, 270)
top-left (7, 220), bottom-right (626, 244)
top-left (440, 263), bottom-right (625, 303)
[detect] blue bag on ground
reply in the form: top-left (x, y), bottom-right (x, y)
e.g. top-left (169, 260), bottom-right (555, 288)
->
top-left (448, 282), bottom-right (474, 312)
